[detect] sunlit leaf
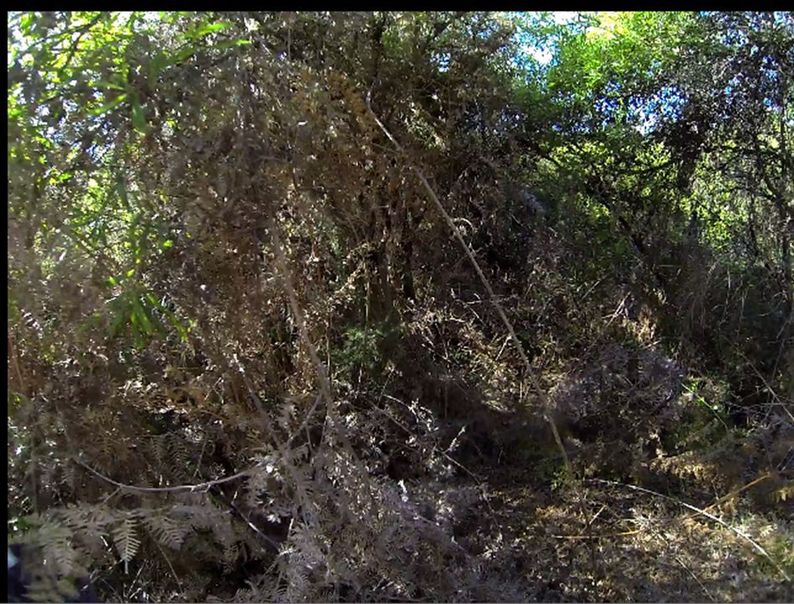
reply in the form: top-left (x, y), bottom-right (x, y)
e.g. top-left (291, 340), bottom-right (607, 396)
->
top-left (93, 80), bottom-right (126, 91)
top-left (214, 39), bottom-right (252, 51)
top-left (189, 21), bottom-right (229, 38)
top-left (89, 93), bottom-right (127, 116)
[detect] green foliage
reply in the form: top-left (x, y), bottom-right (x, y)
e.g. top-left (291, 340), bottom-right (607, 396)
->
top-left (753, 531), bottom-right (794, 581)
top-left (7, 10), bottom-right (793, 602)
top-left (335, 323), bottom-right (397, 380)
top-left (663, 378), bottom-right (734, 455)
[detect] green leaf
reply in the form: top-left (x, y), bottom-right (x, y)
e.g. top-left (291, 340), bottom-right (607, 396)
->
top-left (149, 52), bottom-right (170, 78)
top-left (143, 292), bottom-right (189, 341)
top-left (89, 93), bottom-right (127, 117)
top-left (173, 46), bottom-right (197, 64)
top-left (131, 100), bottom-right (147, 133)
top-left (109, 297), bottom-right (131, 337)
top-left (214, 39), bottom-right (252, 51)
top-left (134, 300), bottom-right (156, 335)
top-left (93, 80), bottom-right (126, 91)
top-left (190, 22), bottom-right (229, 38)
top-left (20, 13), bottom-right (34, 35)
top-left (116, 180), bottom-right (131, 211)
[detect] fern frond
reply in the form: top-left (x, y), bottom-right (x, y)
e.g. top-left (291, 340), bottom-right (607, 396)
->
top-left (222, 540), bottom-right (247, 574)
top-left (57, 503), bottom-right (115, 533)
top-left (34, 519), bottom-right (82, 577)
top-left (245, 464), bottom-right (273, 509)
top-left (143, 513), bottom-right (189, 549)
top-left (25, 572), bottom-right (79, 603)
top-left (112, 516), bottom-right (141, 573)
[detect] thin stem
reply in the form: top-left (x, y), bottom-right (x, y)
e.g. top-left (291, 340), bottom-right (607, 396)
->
top-left (364, 91), bottom-right (573, 476)
top-left (73, 457), bottom-right (253, 493)
top-left (590, 477), bottom-right (790, 581)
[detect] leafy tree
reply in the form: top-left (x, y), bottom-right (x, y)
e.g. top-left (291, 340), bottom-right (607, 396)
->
top-left (7, 11), bottom-right (792, 602)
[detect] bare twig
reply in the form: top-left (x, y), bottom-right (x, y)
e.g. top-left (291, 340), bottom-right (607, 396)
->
top-left (738, 351), bottom-right (794, 422)
top-left (8, 332), bottom-right (27, 397)
top-left (590, 477), bottom-right (791, 581)
top-left (55, 13), bottom-right (104, 81)
top-left (209, 485), bottom-right (283, 552)
top-left (73, 456), bottom-right (253, 493)
top-left (269, 226), bottom-right (333, 404)
top-left (193, 431), bottom-right (210, 479)
top-left (700, 472), bottom-right (772, 514)
top-left (365, 91), bottom-right (572, 476)
top-left (152, 538), bottom-right (184, 593)
top-left (239, 371), bottom-right (317, 529)
top-left (552, 528), bottom-right (641, 539)
top-left (267, 218), bottom-right (378, 513)
top-left (377, 394), bottom-right (481, 482)
top-left (650, 524), bottom-right (717, 603)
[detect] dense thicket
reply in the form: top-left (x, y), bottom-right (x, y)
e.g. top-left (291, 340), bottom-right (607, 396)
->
top-left (7, 11), bottom-right (793, 602)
